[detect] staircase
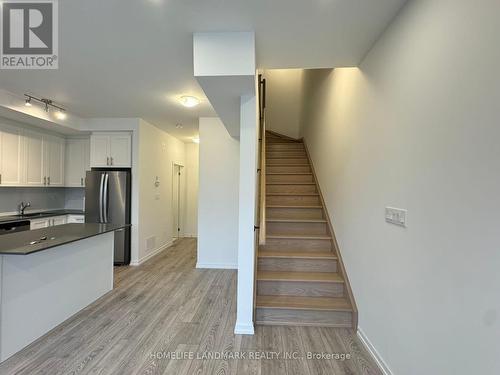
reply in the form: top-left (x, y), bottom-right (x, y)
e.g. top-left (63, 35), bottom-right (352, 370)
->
top-left (255, 131), bottom-right (358, 328)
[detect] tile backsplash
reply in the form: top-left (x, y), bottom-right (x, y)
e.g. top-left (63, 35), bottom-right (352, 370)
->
top-left (0, 187), bottom-right (85, 214)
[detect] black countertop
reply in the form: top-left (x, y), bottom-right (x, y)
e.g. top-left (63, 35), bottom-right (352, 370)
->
top-left (0, 209), bottom-right (85, 224)
top-left (0, 223), bottom-right (129, 255)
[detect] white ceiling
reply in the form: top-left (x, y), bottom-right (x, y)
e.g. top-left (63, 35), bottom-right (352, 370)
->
top-left (0, 0), bottom-right (407, 141)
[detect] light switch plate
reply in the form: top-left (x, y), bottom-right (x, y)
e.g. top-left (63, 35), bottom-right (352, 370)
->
top-left (385, 207), bottom-right (407, 227)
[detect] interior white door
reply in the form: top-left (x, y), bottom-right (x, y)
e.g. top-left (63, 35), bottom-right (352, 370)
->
top-left (109, 134), bottom-right (131, 167)
top-left (90, 134), bottom-right (110, 167)
top-left (0, 124), bottom-right (24, 186)
top-left (24, 130), bottom-right (45, 186)
top-left (45, 135), bottom-right (65, 186)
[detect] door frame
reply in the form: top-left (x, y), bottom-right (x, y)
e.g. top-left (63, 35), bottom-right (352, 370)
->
top-left (172, 162), bottom-right (185, 240)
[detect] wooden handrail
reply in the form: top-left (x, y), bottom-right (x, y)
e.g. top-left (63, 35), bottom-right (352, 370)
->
top-left (254, 75), bottom-right (266, 321)
top-left (258, 112), bottom-right (266, 245)
top-left (257, 75), bottom-right (266, 245)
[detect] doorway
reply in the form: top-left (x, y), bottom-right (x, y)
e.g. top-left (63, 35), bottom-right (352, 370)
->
top-left (172, 163), bottom-right (184, 240)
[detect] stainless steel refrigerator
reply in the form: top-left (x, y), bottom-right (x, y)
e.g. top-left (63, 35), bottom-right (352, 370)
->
top-left (85, 170), bottom-right (131, 265)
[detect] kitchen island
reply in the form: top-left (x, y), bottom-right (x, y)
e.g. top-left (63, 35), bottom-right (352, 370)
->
top-left (0, 223), bottom-right (128, 362)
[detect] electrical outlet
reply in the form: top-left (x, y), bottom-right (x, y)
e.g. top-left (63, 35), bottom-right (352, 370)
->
top-left (385, 207), bottom-right (407, 227)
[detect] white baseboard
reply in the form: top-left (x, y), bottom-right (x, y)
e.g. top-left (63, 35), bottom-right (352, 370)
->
top-left (182, 234), bottom-right (198, 238)
top-left (357, 327), bottom-right (393, 375)
top-left (196, 262), bottom-right (237, 270)
top-left (234, 321), bottom-right (254, 335)
top-left (130, 240), bottom-right (174, 266)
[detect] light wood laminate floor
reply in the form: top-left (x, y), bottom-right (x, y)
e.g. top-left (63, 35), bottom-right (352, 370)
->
top-left (0, 238), bottom-right (381, 375)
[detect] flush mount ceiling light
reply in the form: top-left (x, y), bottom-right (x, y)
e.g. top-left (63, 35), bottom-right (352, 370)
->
top-left (24, 94), bottom-right (67, 119)
top-left (179, 95), bottom-right (200, 108)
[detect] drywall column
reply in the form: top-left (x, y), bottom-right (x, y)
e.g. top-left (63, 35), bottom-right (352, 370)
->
top-left (194, 32), bottom-right (257, 334)
top-left (234, 94), bottom-right (258, 334)
top-left (197, 118), bottom-right (239, 269)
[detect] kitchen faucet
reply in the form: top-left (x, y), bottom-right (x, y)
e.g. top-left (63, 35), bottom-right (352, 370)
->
top-left (19, 201), bottom-right (31, 216)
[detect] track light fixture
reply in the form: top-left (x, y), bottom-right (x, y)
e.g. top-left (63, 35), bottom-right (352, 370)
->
top-left (24, 94), bottom-right (67, 119)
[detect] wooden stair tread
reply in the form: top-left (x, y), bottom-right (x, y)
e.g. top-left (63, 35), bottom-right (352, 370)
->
top-left (266, 172), bottom-right (313, 175)
top-left (256, 295), bottom-right (351, 311)
top-left (267, 234), bottom-right (332, 240)
top-left (266, 182), bottom-right (316, 185)
top-left (257, 271), bottom-right (343, 283)
top-left (266, 193), bottom-right (319, 196)
top-left (258, 251), bottom-right (337, 259)
top-left (266, 218), bottom-right (327, 223)
top-left (266, 156), bottom-right (307, 159)
top-left (267, 205), bottom-right (322, 208)
top-left (267, 163), bottom-right (310, 166)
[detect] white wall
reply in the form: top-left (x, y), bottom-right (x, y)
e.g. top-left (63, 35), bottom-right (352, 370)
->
top-left (137, 120), bottom-right (186, 263)
top-left (300, 0), bottom-right (500, 374)
top-left (235, 94), bottom-right (258, 335)
top-left (264, 69), bottom-right (304, 139)
top-left (184, 142), bottom-right (199, 237)
top-left (197, 117), bottom-right (239, 269)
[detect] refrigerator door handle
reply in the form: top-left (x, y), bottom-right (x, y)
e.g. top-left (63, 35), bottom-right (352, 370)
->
top-left (99, 174), bottom-right (105, 223)
top-left (103, 173), bottom-right (109, 223)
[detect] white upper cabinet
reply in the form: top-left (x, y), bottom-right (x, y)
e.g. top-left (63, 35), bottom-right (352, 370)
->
top-left (90, 132), bottom-right (131, 168)
top-left (65, 138), bottom-right (90, 187)
top-left (24, 130), bottom-right (45, 186)
top-left (109, 133), bottom-right (132, 167)
top-left (45, 135), bottom-right (65, 187)
top-left (90, 134), bottom-right (110, 167)
top-left (0, 123), bottom-right (24, 186)
top-left (20, 130), bottom-right (65, 187)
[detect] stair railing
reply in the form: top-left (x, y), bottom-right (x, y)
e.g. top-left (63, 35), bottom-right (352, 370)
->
top-left (254, 74), bottom-right (266, 320)
top-left (257, 75), bottom-right (266, 245)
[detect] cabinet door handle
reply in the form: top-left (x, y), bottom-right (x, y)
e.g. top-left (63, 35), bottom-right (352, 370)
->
top-left (47, 176), bottom-right (51, 185)
top-left (44, 176), bottom-right (47, 185)
top-left (110, 157), bottom-right (114, 165)
top-left (106, 157), bottom-right (110, 166)
top-left (81, 177), bottom-right (84, 186)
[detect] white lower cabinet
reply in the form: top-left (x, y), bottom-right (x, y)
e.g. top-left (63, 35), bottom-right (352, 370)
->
top-left (51, 215), bottom-right (68, 226)
top-left (30, 218), bottom-right (50, 230)
top-left (30, 215), bottom-right (70, 230)
top-left (67, 215), bottom-right (85, 223)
